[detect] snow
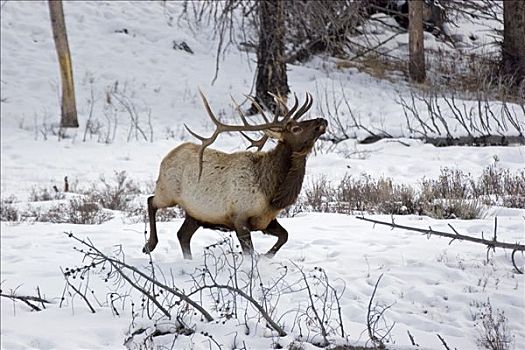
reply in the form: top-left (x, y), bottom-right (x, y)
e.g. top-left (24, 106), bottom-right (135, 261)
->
top-left (1, 1), bottom-right (524, 349)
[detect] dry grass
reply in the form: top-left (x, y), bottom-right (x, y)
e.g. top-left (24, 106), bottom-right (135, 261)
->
top-left (124, 201), bottom-right (184, 224)
top-left (291, 165), bottom-right (523, 220)
top-left (29, 186), bottom-right (65, 202)
top-left (0, 196), bottom-right (19, 222)
top-left (32, 198), bottom-right (114, 225)
top-left (85, 170), bottom-right (141, 211)
top-left (336, 55), bottom-right (407, 82)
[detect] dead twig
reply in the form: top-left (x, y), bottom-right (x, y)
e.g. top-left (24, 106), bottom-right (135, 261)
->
top-left (366, 273), bottom-right (393, 349)
top-left (65, 231), bottom-right (215, 322)
top-left (437, 333), bottom-right (455, 350)
top-left (0, 292), bottom-right (50, 312)
top-left (61, 267), bottom-right (96, 314)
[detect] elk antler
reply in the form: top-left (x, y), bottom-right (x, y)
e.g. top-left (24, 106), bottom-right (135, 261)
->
top-left (185, 90), bottom-right (313, 179)
top-left (239, 93), bottom-right (301, 150)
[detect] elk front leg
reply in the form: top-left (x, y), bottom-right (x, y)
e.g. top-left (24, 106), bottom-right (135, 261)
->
top-left (143, 196), bottom-right (158, 253)
top-left (177, 215), bottom-right (201, 260)
top-left (262, 219), bottom-right (288, 257)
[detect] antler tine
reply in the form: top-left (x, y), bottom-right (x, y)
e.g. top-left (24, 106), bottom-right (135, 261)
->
top-left (281, 93), bottom-right (299, 122)
top-left (240, 93), bottom-right (297, 150)
top-left (241, 132), bottom-right (269, 151)
top-left (185, 123), bottom-right (223, 179)
top-left (267, 91), bottom-right (289, 115)
top-left (198, 89), bottom-right (227, 127)
top-left (245, 95), bottom-right (272, 123)
top-left (230, 95), bottom-right (250, 126)
top-left (292, 92), bottom-right (313, 120)
top-left (184, 124), bottom-right (207, 141)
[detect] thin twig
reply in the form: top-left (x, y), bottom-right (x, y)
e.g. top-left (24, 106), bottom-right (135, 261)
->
top-left (62, 268), bottom-right (96, 314)
top-left (367, 273), bottom-right (387, 349)
top-left (189, 284), bottom-right (286, 336)
top-left (65, 232), bottom-right (214, 322)
top-left (437, 333), bottom-right (452, 350)
top-left (511, 250), bottom-right (523, 274)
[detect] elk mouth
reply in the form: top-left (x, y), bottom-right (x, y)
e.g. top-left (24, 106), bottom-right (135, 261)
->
top-left (315, 119), bottom-right (328, 135)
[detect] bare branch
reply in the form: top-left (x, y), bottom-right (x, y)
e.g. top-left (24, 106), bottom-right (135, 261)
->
top-left (0, 291), bottom-right (50, 312)
top-left (357, 216), bottom-right (525, 273)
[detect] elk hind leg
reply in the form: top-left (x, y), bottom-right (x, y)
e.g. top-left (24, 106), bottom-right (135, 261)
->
top-left (143, 196), bottom-right (159, 254)
top-left (263, 219), bottom-right (288, 257)
top-left (177, 215), bottom-right (201, 260)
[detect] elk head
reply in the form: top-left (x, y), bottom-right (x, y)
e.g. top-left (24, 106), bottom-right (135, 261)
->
top-left (265, 118), bottom-right (327, 155)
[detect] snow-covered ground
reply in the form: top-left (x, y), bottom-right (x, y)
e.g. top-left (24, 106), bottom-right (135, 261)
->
top-left (1, 1), bottom-right (524, 349)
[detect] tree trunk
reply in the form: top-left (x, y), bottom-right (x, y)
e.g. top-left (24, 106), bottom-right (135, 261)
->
top-left (408, 0), bottom-right (426, 83)
top-left (48, 0), bottom-right (78, 128)
top-left (254, 0), bottom-right (289, 113)
top-left (502, 0), bottom-right (525, 86)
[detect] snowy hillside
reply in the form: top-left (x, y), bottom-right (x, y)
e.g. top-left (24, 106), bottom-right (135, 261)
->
top-left (1, 1), bottom-right (524, 350)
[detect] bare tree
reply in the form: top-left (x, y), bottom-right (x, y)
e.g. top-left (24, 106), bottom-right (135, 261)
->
top-left (408, 0), bottom-right (426, 83)
top-left (285, 1), bottom-right (364, 63)
top-left (254, 0), bottom-right (289, 112)
top-left (502, 0), bottom-right (525, 86)
top-left (48, 0), bottom-right (78, 128)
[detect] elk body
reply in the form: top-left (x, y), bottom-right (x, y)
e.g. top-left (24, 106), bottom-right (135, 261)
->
top-left (144, 92), bottom-right (327, 259)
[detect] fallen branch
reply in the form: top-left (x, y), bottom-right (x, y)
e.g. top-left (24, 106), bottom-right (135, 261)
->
top-left (0, 292), bottom-right (50, 312)
top-left (64, 232), bottom-right (214, 322)
top-left (356, 216), bottom-right (524, 274)
top-left (357, 135), bottom-right (525, 147)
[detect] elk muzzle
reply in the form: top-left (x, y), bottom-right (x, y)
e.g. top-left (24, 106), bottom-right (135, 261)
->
top-left (313, 118), bottom-right (328, 138)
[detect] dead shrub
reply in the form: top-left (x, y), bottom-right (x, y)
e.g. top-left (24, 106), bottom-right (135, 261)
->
top-left (86, 171), bottom-right (141, 211)
top-left (425, 168), bottom-right (471, 199)
top-left (420, 199), bottom-right (486, 220)
top-left (476, 300), bottom-right (514, 350)
top-left (422, 166), bottom-right (525, 208)
top-left (29, 186), bottom-right (65, 202)
top-left (336, 55), bottom-right (407, 82)
top-left (124, 201), bottom-right (184, 223)
top-left (304, 176), bottom-right (335, 212)
top-left (502, 195), bottom-right (525, 209)
top-left (34, 198), bottom-right (113, 225)
top-left (1, 196), bottom-right (20, 222)
top-left (336, 174), bottom-right (417, 215)
top-left (297, 165), bottom-right (520, 219)
top-left (475, 165), bottom-right (525, 201)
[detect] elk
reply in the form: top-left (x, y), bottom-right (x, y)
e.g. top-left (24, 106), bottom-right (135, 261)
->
top-left (144, 91), bottom-right (327, 259)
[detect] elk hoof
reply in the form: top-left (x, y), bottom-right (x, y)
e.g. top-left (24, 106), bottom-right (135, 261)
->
top-left (264, 251), bottom-right (276, 258)
top-left (142, 242), bottom-right (156, 254)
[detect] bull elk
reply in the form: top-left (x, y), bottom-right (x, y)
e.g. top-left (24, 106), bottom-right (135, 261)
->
top-left (144, 91), bottom-right (327, 259)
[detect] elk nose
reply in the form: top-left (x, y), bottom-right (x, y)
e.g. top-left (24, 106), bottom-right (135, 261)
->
top-left (316, 119), bottom-right (327, 133)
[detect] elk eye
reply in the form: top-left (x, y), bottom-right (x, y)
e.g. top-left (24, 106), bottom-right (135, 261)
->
top-left (290, 126), bottom-right (302, 134)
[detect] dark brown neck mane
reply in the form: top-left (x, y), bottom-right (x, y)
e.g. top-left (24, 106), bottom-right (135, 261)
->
top-left (258, 141), bottom-right (308, 210)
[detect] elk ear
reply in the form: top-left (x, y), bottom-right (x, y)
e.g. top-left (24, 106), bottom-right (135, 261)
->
top-left (264, 128), bottom-right (283, 140)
